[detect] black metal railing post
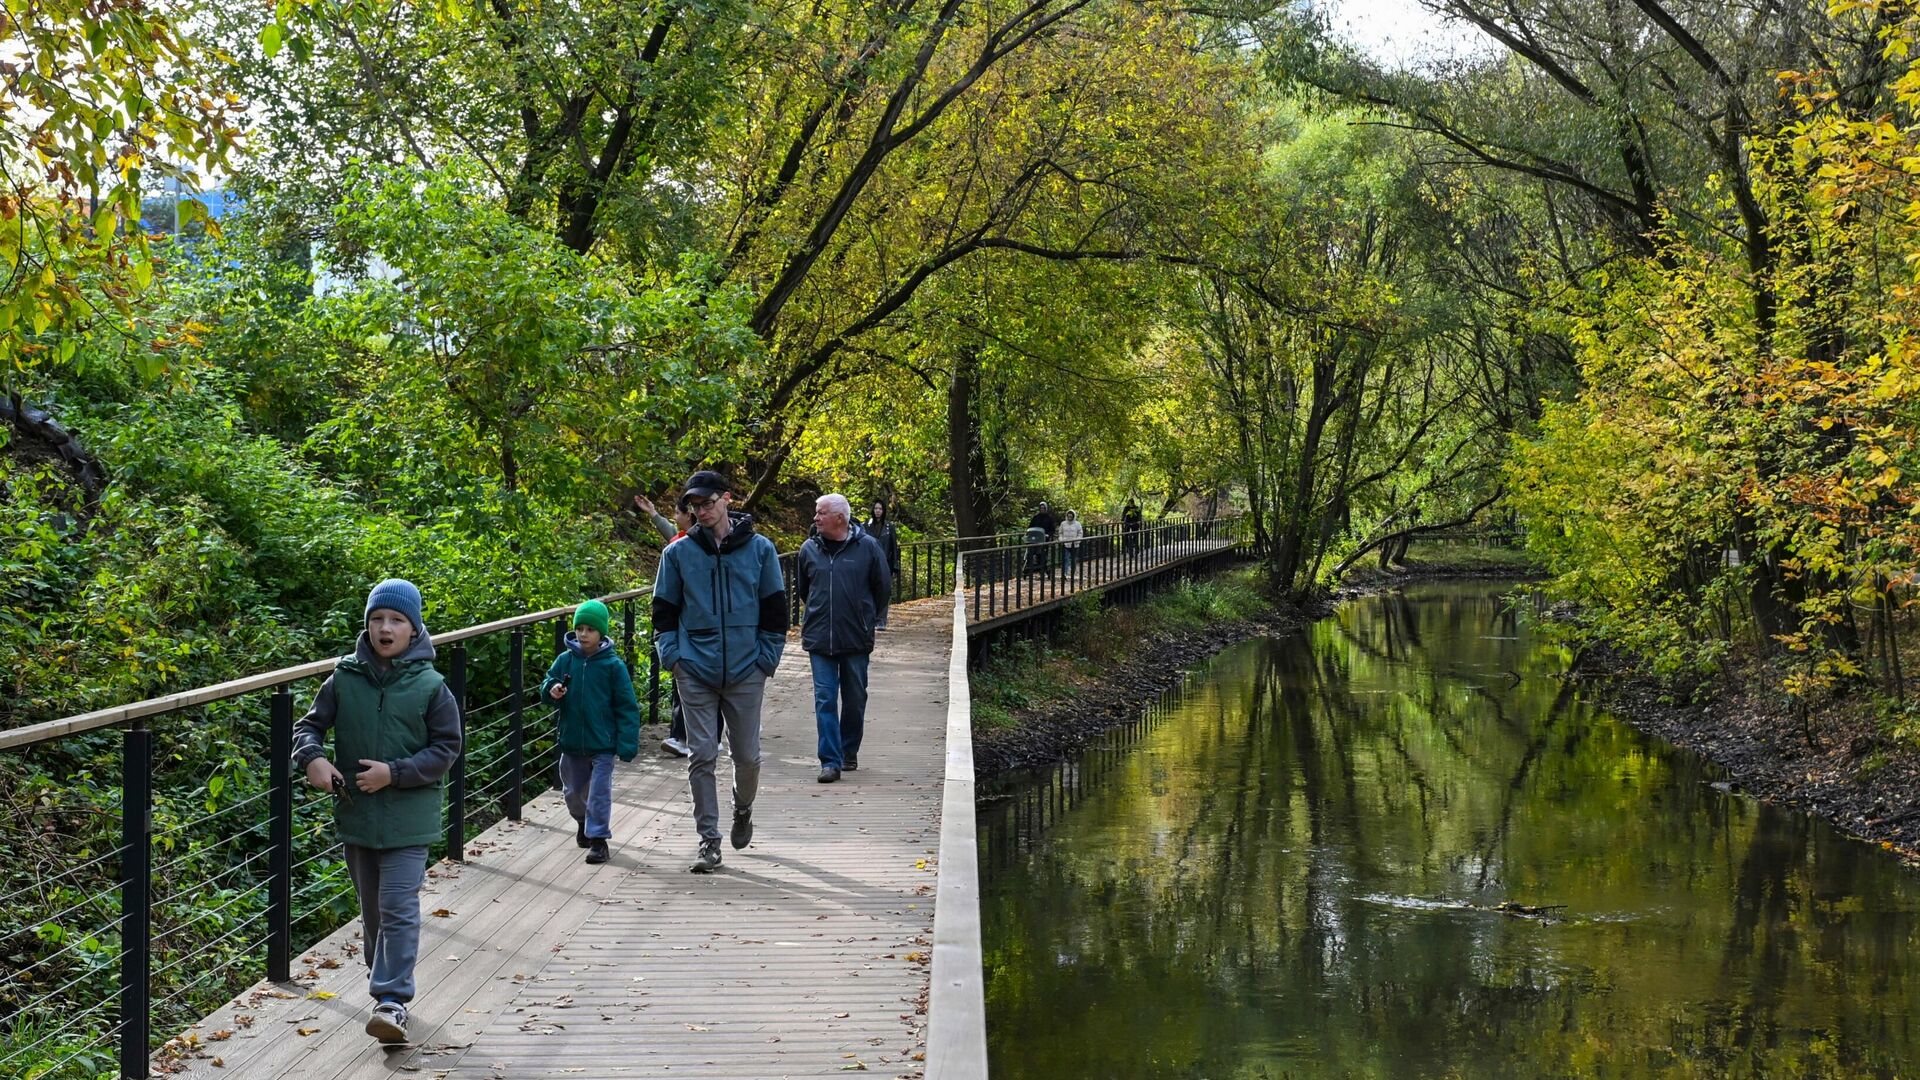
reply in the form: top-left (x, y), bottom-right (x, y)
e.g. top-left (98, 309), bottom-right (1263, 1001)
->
top-left (267, 688), bottom-right (294, 983)
top-left (446, 644), bottom-right (468, 861)
top-left (120, 725), bottom-right (152, 1080)
top-left (507, 630), bottom-right (525, 821)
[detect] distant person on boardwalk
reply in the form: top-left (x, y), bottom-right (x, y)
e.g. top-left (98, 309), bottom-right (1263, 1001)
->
top-left (540, 599), bottom-right (641, 866)
top-left (637, 493), bottom-right (695, 757)
top-left (1058, 509), bottom-right (1085, 572)
top-left (864, 500), bottom-right (902, 629)
top-left (651, 470), bottom-right (788, 874)
top-left (798, 494), bottom-right (892, 782)
top-left (1025, 500), bottom-right (1057, 574)
top-left (1122, 499), bottom-right (1143, 552)
top-left (292, 578), bottom-right (462, 1045)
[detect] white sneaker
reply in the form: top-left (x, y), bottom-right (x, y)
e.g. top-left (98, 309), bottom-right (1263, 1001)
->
top-left (661, 736), bottom-right (691, 757)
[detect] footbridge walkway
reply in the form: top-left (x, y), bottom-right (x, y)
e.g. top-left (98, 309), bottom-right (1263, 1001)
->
top-left (0, 517), bottom-right (1246, 1080)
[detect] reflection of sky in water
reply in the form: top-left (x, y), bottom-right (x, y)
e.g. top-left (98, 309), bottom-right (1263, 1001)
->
top-left (980, 583), bottom-right (1920, 1079)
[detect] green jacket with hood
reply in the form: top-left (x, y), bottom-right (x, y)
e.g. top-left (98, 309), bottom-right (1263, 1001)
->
top-left (539, 633), bottom-right (642, 759)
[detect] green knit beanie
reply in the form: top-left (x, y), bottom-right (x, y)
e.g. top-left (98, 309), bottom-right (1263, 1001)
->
top-left (573, 599), bottom-right (612, 637)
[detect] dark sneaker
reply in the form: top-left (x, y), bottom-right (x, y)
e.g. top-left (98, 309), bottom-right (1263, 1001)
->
top-left (366, 1001), bottom-right (408, 1044)
top-left (730, 807), bottom-right (754, 850)
top-left (689, 838), bottom-right (722, 874)
top-left (585, 837), bottom-right (609, 864)
top-left (817, 766), bottom-right (841, 784)
top-left (844, 755), bottom-right (858, 772)
top-left (574, 817), bottom-right (588, 849)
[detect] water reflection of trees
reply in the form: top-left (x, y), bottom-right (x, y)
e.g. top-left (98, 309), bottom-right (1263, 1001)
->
top-left (981, 585), bottom-right (1920, 1080)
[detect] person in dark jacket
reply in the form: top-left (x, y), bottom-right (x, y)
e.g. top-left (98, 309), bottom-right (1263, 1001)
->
top-left (540, 599), bottom-right (642, 865)
top-left (864, 501), bottom-right (902, 629)
top-left (1025, 500), bottom-right (1057, 573)
top-left (292, 578), bottom-right (462, 1045)
top-left (652, 470), bottom-right (788, 874)
top-left (797, 493), bottom-right (892, 782)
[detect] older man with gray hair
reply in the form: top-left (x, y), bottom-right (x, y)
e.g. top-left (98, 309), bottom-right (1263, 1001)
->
top-left (795, 493), bottom-right (892, 783)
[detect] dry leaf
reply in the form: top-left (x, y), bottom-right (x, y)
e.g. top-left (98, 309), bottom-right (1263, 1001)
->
top-left (233, 1016), bottom-right (254, 1029)
top-left (211, 1059), bottom-right (225, 1068)
top-left (318, 958), bottom-right (341, 969)
top-left (431, 908), bottom-right (455, 918)
top-left (685, 1024), bottom-right (711, 1032)
top-left (207, 1030), bottom-right (233, 1042)
top-left (306, 991), bottom-right (336, 1000)
top-left (296, 1027), bottom-right (320, 1037)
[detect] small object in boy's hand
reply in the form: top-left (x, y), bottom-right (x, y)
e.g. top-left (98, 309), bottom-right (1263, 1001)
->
top-left (560, 673), bottom-right (572, 687)
top-left (330, 774), bottom-right (353, 804)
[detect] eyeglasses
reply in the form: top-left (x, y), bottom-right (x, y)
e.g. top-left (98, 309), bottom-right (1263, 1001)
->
top-left (684, 495), bottom-right (720, 512)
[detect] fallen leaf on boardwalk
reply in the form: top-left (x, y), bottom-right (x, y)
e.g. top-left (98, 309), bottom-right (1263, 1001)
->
top-left (306, 991), bottom-right (336, 1000)
top-left (833, 1012), bottom-right (851, 1018)
top-left (912, 1052), bottom-right (926, 1061)
top-left (902, 952), bottom-right (928, 965)
top-left (838, 1064), bottom-right (868, 1072)
top-left (296, 1027), bottom-right (321, 1036)
top-left (685, 1024), bottom-right (711, 1032)
top-left (208, 1030), bottom-right (233, 1041)
top-left (211, 1059), bottom-right (224, 1068)
top-left (233, 1016), bottom-right (254, 1028)
top-left (914, 860), bottom-right (927, 870)
top-left (431, 908), bottom-right (455, 918)
top-left (318, 958), bottom-right (341, 969)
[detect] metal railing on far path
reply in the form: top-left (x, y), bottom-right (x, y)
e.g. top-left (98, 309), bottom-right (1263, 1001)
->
top-left (959, 514), bottom-right (1249, 628)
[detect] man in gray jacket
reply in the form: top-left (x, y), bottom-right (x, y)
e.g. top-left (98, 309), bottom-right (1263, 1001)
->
top-left (796, 493), bottom-right (892, 783)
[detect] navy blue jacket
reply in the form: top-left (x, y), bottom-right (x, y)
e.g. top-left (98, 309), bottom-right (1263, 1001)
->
top-left (795, 524), bottom-right (892, 656)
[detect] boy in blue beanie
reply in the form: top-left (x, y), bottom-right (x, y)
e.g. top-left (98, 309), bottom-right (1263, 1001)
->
top-left (291, 578), bottom-right (463, 1045)
top-left (540, 598), bottom-right (642, 865)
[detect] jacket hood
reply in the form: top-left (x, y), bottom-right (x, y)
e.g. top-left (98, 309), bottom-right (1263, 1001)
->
top-left (564, 631), bottom-right (617, 659)
top-left (690, 510), bottom-right (760, 555)
top-left (343, 625), bottom-right (438, 669)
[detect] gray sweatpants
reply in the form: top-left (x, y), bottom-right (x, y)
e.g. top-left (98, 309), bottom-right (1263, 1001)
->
top-left (677, 669), bottom-right (767, 842)
top-left (343, 843), bottom-right (428, 1005)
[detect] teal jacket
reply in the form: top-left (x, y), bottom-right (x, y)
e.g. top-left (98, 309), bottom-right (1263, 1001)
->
top-left (539, 633), bottom-right (642, 759)
top-left (291, 631), bottom-right (463, 849)
top-left (651, 512), bottom-right (789, 687)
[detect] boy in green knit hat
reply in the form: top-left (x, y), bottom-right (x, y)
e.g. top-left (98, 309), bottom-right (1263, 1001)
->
top-left (292, 578), bottom-right (463, 1045)
top-left (540, 599), bottom-right (642, 864)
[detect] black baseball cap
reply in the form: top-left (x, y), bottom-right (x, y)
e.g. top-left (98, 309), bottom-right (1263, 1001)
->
top-left (678, 470), bottom-right (732, 510)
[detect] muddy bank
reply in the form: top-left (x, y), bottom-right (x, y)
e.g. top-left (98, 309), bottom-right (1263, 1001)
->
top-left (1583, 650), bottom-right (1920, 860)
top-left (972, 557), bottom-right (1539, 778)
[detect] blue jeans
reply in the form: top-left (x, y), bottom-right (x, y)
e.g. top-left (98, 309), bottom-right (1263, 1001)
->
top-left (343, 844), bottom-right (427, 1005)
top-left (558, 752), bottom-right (615, 840)
top-left (810, 652), bottom-right (870, 769)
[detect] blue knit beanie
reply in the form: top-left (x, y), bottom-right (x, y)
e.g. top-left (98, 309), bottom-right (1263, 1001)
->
top-left (365, 578), bottom-right (425, 635)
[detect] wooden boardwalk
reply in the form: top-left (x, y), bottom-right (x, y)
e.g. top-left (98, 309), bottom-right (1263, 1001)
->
top-left (162, 600), bottom-right (953, 1080)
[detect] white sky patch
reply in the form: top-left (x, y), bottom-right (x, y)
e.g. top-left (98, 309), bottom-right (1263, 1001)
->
top-left (1315, 0), bottom-right (1499, 70)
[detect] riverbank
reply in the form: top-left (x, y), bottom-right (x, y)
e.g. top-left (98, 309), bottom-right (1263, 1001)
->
top-left (971, 544), bottom-right (1541, 777)
top-left (1581, 647), bottom-right (1920, 861)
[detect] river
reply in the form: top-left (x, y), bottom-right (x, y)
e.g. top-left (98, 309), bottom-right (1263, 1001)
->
top-left (978, 582), bottom-right (1920, 1078)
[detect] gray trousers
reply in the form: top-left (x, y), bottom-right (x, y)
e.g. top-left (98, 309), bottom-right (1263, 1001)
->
top-left (343, 843), bottom-right (428, 1005)
top-left (677, 669), bottom-right (767, 842)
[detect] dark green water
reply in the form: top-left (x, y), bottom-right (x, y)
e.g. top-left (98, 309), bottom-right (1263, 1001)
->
top-left (978, 583), bottom-right (1920, 1079)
